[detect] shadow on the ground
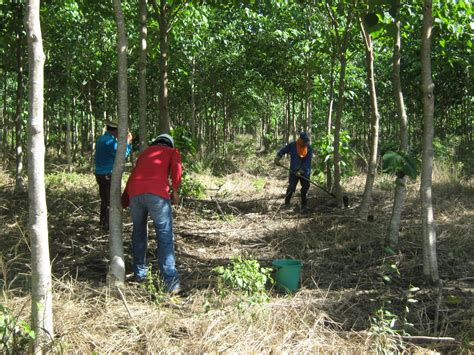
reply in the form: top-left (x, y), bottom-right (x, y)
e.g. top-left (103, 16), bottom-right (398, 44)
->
top-left (1, 168), bottom-right (472, 349)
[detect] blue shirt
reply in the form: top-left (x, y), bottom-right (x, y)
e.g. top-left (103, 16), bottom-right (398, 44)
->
top-left (277, 141), bottom-right (313, 177)
top-left (95, 131), bottom-right (132, 174)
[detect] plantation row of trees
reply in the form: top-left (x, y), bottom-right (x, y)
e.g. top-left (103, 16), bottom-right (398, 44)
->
top-left (0, 0), bottom-right (472, 351)
top-left (2, 1), bottom-right (472, 161)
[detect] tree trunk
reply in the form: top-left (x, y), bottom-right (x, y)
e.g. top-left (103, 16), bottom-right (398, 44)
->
top-left (305, 68), bottom-right (313, 138)
top-left (358, 19), bottom-right (380, 220)
top-left (190, 56), bottom-right (196, 138)
top-left (88, 91), bottom-right (95, 170)
top-left (420, 0), bottom-right (439, 284)
top-left (2, 67), bottom-right (8, 162)
top-left (332, 52), bottom-right (348, 208)
top-left (15, 2), bottom-right (26, 192)
top-left (326, 51), bottom-right (336, 192)
top-left (138, 0), bottom-right (148, 153)
top-left (109, 0), bottom-right (129, 287)
top-left (153, 0), bottom-right (170, 134)
top-left (25, 0), bottom-right (54, 349)
top-left (388, 0), bottom-right (409, 248)
top-left (327, 1), bottom-right (355, 208)
top-left (65, 102), bottom-right (72, 172)
top-left (291, 94), bottom-right (297, 141)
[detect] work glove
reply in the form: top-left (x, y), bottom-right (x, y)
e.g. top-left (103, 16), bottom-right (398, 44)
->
top-left (295, 169), bottom-right (304, 177)
top-left (274, 156), bottom-right (282, 166)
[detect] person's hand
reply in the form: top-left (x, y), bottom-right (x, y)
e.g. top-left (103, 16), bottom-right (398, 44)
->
top-left (127, 131), bottom-right (133, 144)
top-left (171, 190), bottom-right (179, 205)
top-left (295, 169), bottom-right (304, 177)
top-left (274, 156), bottom-right (281, 166)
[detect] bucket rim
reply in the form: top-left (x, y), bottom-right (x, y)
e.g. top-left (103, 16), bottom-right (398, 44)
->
top-left (272, 258), bottom-right (303, 267)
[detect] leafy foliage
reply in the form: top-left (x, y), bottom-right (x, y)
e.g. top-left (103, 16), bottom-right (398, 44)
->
top-left (0, 304), bottom-right (35, 353)
top-left (382, 151), bottom-right (418, 180)
top-left (313, 131), bottom-right (355, 178)
top-left (213, 256), bottom-right (274, 304)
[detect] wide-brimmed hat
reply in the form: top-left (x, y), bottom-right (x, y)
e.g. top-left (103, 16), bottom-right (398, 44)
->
top-left (105, 118), bottom-right (119, 128)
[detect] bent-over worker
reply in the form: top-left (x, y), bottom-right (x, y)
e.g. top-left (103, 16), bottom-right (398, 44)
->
top-left (122, 133), bottom-right (182, 294)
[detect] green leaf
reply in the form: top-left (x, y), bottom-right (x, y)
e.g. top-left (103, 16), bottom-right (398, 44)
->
top-left (384, 246), bottom-right (397, 255)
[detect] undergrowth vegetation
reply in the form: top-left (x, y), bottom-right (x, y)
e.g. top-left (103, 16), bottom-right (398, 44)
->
top-left (0, 135), bottom-right (473, 352)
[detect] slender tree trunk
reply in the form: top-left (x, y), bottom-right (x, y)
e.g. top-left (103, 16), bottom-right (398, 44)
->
top-left (358, 19), bottom-right (380, 220)
top-left (190, 56), bottom-right (196, 138)
top-left (332, 52), bottom-right (348, 208)
top-left (108, 0), bottom-right (129, 287)
top-left (88, 91), bottom-right (95, 170)
top-left (326, 52), bottom-right (336, 192)
top-left (388, 0), bottom-right (409, 248)
top-left (305, 68), bottom-right (312, 138)
top-left (291, 94), bottom-right (297, 140)
top-left (65, 102), bottom-right (72, 172)
top-left (327, 1), bottom-right (355, 208)
top-left (25, 0), bottom-right (54, 349)
top-left (2, 68), bottom-right (8, 162)
top-left (152, 0), bottom-right (170, 133)
top-left (15, 3), bottom-right (26, 192)
top-left (138, 0), bottom-right (148, 152)
top-left (65, 60), bottom-right (72, 172)
top-left (420, 0), bottom-right (439, 284)
top-left (284, 96), bottom-right (290, 144)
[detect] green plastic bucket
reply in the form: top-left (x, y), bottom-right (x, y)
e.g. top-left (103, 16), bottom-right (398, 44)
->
top-left (272, 259), bottom-right (302, 292)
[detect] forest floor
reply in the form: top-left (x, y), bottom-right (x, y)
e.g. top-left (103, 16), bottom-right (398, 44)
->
top-left (1, 141), bottom-right (473, 353)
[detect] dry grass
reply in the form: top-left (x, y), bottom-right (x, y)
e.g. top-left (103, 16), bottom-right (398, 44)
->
top-left (1, 157), bottom-right (473, 353)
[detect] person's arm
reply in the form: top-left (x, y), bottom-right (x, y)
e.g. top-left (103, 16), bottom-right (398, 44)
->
top-left (170, 149), bottom-right (183, 204)
top-left (125, 132), bottom-right (133, 158)
top-left (277, 143), bottom-right (291, 158)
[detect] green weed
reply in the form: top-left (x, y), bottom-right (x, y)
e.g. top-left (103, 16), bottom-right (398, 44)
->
top-left (179, 173), bottom-right (206, 199)
top-left (368, 305), bottom-right (405, 354)
top-left (213, 256), bottom-right (274, 305)
top-left (0, 304), bottom-right (35, 353)
top-left (252, 177), bottom-right (266, 192)
top-left (141, 264), bottom-right (167, 306)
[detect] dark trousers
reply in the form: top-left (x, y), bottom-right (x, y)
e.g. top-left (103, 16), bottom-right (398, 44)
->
top-left (95, 173), bottom-right (111, 228)
top-left (286, 173), bottom-right (310, 207)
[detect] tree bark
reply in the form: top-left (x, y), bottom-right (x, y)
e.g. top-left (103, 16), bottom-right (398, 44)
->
top-left (65, 60), bottom-right (72, 172)
top-left (358, 19), bottom-right (380, 220)
top-left (190, 56), bottom-right (196, 138)
top-left (138, 0), bottom-right (148, 153)
top-left (25, 0), bottom-right (54, 349)
top-left (151, 0), bottom-right (170, 133)
top-left (327, 0), bottom-right (355, 208)
top-left (109, 0), bottom-right (129, 287)
top-left (65, 102), bottom-right (72, 172)
top-left (388, 0), bottom-right (409, 248)
top-left (15, 2), bottom-right (26, 192)
top-left (420, 0), bottom-right (439, 284)
top-left (305, 68), bottom-right (312, 138)
top-left (2, 67), bottom-right (8, 162)
top-left (326, 51), bottom-right (336, 192)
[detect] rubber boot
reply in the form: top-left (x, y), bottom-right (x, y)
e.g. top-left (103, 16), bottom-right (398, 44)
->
top-left (284, 191), bottom-right (293, 206)
top-left (300, 194), bottom-right (308, 213)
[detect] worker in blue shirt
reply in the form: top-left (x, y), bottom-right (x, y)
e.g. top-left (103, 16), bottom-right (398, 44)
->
top-left (274, 132), bottom-right (313, 212)
top-left (95, 118), bottom-right (132, 230)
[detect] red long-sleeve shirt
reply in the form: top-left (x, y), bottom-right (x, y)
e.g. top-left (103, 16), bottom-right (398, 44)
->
top-left (122, 145), bottom-right (182, 208)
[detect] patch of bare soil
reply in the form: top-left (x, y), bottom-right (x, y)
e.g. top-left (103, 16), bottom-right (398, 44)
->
top-left (1, 166), bottom-right (473, 353)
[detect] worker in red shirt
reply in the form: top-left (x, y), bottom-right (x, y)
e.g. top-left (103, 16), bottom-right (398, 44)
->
top-left (122, 133), bottom-right (182, 294)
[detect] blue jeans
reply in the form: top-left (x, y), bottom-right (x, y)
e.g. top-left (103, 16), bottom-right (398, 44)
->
top-left (130, 194), bottom-right (179, 291)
